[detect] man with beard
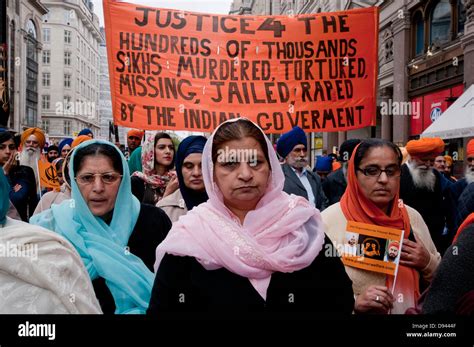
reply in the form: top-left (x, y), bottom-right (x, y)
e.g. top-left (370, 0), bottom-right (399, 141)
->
top-left (46, 145), bottom-right (59, 163)
top-left (400, 137), bottom-right (451, 254)
top-left (384, 241), bottom-right (400, 263)
top-left (322, 139), bottom-right (361, 206)
top-left (277, 126), bottom-right (328, 211)
top-left (19, 127), bottom-right (46, 189)
top-left (0, 129), bottom-right (38, 221)
top-left (127, 129), bottom-right (144, 156)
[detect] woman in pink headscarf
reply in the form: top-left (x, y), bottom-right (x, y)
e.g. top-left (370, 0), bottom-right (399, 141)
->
top-left (147, 119), bottom-right (354, 314)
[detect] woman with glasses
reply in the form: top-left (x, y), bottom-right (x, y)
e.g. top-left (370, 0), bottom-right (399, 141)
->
top-left (131, 132), bottom-right (178, 205)
top-left (31, 140), bottom-right (172, 314)
top-left (321, 139), bottom-right (440, 314)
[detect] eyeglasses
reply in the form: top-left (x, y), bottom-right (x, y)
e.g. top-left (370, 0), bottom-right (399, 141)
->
top-left (357, 166), bottom-right (401, 178)
top-left (75, 172), bottom-right (122, 185)
top-left (467, 157), bottom-right (474, 163)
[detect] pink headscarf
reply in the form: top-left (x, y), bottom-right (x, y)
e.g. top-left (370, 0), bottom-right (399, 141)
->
top-left (131, 131), bottom-right (175, 190)
top-left (154, 119), bottom-right (326, 300)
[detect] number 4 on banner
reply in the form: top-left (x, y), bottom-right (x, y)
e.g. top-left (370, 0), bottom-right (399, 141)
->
top-left (257, 18), bottom-right (286, 38)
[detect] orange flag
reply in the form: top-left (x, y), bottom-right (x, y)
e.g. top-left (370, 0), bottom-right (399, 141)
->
top-left (38, 160), bottom-right (60, 190)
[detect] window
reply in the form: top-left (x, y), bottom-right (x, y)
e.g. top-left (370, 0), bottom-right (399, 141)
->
top-left (64, 74), bottom-right (71, 88)
top-left (430, 0), bottom-right (451, 45)
top-left (64, 51), bottom-right (71, 66)
top-left (76, 77), bottom-right (80, 91)
top-left (42, 72), bottom-right (50, 87)
top-left (42, 95), bottom-right (50, 110)
top-left (413, 12), bottom-right (424, 56)
top-left (64, 30), bottom-right (72, 44)
top-left (64, 96), bottom-right (72, 111)
top-left (64, 120), bottom-right (71, 134)
top-left (42, 50), bottom-right (50, 64)
top-left (42, 119), bottom-right (50, 133)
top-left (43, 28), bottom-right (50, 43)
top-left (77, 57), bottom-right (80, 71)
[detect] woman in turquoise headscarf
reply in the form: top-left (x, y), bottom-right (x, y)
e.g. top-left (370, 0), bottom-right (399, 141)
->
top-left (31, 140), bottom-right (172, 314)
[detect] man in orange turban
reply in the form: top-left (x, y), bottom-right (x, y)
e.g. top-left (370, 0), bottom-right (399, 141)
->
top-left (20, 127), bottom-right (46, 150)
top-left (18, 128), bottom-right (47, 192)
top-left (384, 241), bottom-right (400, 263)
top-left (400, 137), bottom-right (452, 254)
top-left (127, 129), bottom-right (144, 156)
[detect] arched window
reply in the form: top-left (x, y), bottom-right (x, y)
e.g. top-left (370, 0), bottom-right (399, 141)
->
top-left (26, 20), bottom-right (37, 62)
top-left (458, 0), bottom-right (466, 34)
top-left (413, 12), bottom-right (424, 56)
top-left (25, 19), bottom-right (38, 126)
top-left (430, 0), bottom-right (451, 45)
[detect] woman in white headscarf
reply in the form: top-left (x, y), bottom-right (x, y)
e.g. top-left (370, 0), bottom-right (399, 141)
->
top-left (0, 166), bottom-right (101, 313)
top-left (148, 118), bottom-right (354, 314)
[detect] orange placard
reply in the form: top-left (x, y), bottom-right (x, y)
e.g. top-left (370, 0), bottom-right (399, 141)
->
top-left (38, 160), bottom-right (60, 190)
top-left (342, 221), bottom-right (404, 276)
top-left (103, 0), bottom-right (379, 133)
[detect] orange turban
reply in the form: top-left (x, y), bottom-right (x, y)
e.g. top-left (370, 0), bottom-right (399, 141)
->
top-left (127, 129), bottom-right (144, 140)
top-left (71, 135), bottom-right (92, 149)
top-left (467, 139), bottom-right (474, 157)
top-left (444, 155), bottom-right (453, 166)
top-left (388, 241), bottom-right (400, 250)
top-left (406, 138), bottom-right (445, 157)
top-left (332, 161), bottom-right (342, 171)
top-left (21, 127), bottom-right (46, 149)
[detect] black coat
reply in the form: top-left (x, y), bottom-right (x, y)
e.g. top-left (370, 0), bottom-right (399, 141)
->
top-left (281, 164), bottom-right (328, 211)
top-left (322, 168), bottom-right (346, 207)
top-left (93, 203), bottom-right (172, 314)
top-left (399, 164), bottom-right (452, 254)
top-left (6, 165), bottom-right (38, 221)
top-left (423, 224), bottom-right (474, 314)
top-left (147, 235), bottom-right (354, 315)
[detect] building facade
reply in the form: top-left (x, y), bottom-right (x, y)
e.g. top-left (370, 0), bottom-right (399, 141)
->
top-left (230, 0), bottom-right (474, 156)
top-left (39, 0), bottom-right (101, 143)
top-left (6, 0), bottom-right (48, 132)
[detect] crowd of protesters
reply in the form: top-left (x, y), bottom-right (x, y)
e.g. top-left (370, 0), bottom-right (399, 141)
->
top-left (0, 121), bottom-right (472, 315)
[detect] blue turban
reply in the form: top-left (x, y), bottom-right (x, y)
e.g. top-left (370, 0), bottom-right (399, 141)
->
top-left (175, 136), bottom-right (208, 210)
top-left (315, 156), bottom-right (333, 172)
top-left (276, 126), bottom-right (307, 158)
top-left (58, 138), bottom-right (73, 153)
top-left (78, 128), bottom-right (93, 137)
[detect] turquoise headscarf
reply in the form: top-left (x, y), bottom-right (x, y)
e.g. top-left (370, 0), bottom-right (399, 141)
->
top-left (31, 140), bottom-right (153, 314)
top-left (128, 146), bottom-right (142, 174)
top-left (0, 169), bottom-right (10, 226)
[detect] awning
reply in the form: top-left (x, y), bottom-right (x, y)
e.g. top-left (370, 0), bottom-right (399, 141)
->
top-left (421, 84), bottom-right (474, 139)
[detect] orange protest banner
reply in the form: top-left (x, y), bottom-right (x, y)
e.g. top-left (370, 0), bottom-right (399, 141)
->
top-left (104, 0), bottom-right (379, 133)
top-left (38, 160), bottom-right (60, 190)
